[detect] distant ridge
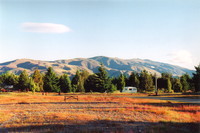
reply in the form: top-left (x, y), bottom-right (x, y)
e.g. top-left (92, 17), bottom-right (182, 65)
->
top-left (0, 56), bottom-right (194, 77)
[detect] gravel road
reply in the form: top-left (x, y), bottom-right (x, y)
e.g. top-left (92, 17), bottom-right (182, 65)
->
top-left (129, 96), bottom-right (200, 104)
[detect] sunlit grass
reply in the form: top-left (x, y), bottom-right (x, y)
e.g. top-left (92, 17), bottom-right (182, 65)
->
top-left (0, 92), bottom-right (199, 132)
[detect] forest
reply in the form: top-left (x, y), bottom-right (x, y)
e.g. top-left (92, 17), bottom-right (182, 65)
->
top-left (0, 64), bottom-right (200, 93)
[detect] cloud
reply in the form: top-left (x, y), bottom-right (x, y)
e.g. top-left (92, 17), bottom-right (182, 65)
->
top-left (167, 50), bottom-right (194, 69)
top-left (21, 22), bottom-right (71, 33)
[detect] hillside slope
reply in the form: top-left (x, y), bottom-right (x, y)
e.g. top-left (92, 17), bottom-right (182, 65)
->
top-left (0, 56), bottom-right (194, 77)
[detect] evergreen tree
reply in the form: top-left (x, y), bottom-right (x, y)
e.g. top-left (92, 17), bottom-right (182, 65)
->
top-left (80, 70), bottom-right (90, 82)
top-left (18, 70), bottom-right (30, 91)
top-left (59, 74), bottom-right (72, 93)
top-left (84, 74), bottom-right (100, 92)
top-left (166, 78), bottom-right (172, 93)
top-left (117, 74), bottom-right (125, 92)
top-left (32, 69), bottom-right (44, 92)
top-left (180, 73), bottom-right (190, 92)
top-left (1, 71), bottom-right (18, 87)
top-left (29, 78), bottom-right (38, 93)
top-left (158, 73), bottom-right (172, 92)
top-left (111, 77), bottom-right (118, 86)
top-left (173, 78), bottom-right (183, 92)
top-left (71, 70), bottom-right (81, 87)
top-left (139, 70), bottom-right (153, 92)
top-left (108, 84), bottom-right (117, 93)
top-left (193, 64), bottom-right (200, 92)
top-left (96, 64), bottom-right (112, 92)
top-left (43, 67), bottom-right (60, 92)
top-left (124, 75), bottom-right (129, 87)
top-left (128, 72), bottom-right (140, 88)
top-left (161, 73), bottom-right (172, 79)
top-left (163, 73), bottom-right (172, 92)
top-left (71, 70), bottom-right (84, 92)
top-left (79, 70), bottom-right (90, 92)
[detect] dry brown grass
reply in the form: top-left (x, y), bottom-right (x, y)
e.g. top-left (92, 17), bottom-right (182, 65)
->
top-left (0, 92), bottom-right (199, 132)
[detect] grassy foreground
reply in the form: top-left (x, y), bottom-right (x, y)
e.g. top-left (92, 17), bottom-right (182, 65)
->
top-left (0, 92), bottom-right (199, 133)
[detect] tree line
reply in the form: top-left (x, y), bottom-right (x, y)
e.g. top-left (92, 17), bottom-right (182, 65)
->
top-left (0, 64), bottom-right (200, 93)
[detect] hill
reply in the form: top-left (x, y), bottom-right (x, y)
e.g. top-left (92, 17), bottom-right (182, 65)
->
top-left (0, 56), bottom-right (194, 77)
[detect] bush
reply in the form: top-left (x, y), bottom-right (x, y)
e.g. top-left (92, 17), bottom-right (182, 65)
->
top-left (107, 84), bottom-right (117, 93)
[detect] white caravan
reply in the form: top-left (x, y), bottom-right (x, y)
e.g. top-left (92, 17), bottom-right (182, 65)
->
top-left (122, 87), bottom-right (137, 93)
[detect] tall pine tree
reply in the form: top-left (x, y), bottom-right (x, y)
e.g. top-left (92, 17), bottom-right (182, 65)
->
top-left (71, 70), bottom-right (84, 92)
top-left (59, 74), bottom-right (72, 93)
top-left (128, 72), bottom-right (140, 88)
top-left (96, 64), bottom-right (111, 92)
top-left (117, 74), bottom-right (125, 92)
top-left (139, 70), bottom-right (153, 92)
top-left (193, 64), bottom-right (200, 92)
top-left (84, 74), bottom-right (100, 92)
top-left (43, 67), bottom-right (60, 92)
top-left (29, 78), bottom-right (38, 93)
top-left (180, 73), bottom-right (190, 92)
top-left (18, 70), bottom-right (30, 91)
top-left (162, 73), bottom-right (172, 92)
top-left (173, 78), bottom-right (182, 92)
top-left (32, 69), bottom-right (44, 92)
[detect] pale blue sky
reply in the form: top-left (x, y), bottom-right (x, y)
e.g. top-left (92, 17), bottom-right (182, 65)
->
top-left (0, 0), bottom-right (199, 69)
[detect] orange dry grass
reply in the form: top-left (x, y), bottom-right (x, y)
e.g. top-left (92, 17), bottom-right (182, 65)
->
top-left (0, 92), bottom-right (199, 132)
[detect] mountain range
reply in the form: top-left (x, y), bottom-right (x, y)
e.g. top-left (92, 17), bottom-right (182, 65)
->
top-left (0, 56), bottom-right (194, 77)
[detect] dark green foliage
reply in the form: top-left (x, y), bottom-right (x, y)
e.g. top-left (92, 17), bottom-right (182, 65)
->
top-left (111, 77), bottom-right (118, 86)
top-left (84, 74), bottom-right (100, 92)
top-left (166, 78), bottom-right (172, 92)
top-left (124, 75), bottom-right (129, 87)
top-left (29, 78), bottom-right (38, 93)
top-left (85, 64), bottom-right (112, 93)
top-left (193, 64), bottom-right (200, 92)
top-left (17, 70), bottom-right (30, 91)
top-left (79, 70), bottom-right (90, 92)
top-left (173, 78), bottom-right (183, 92)
top-left (59, 74), bottom-right (72, 93)
top-left (0, 64), bottom-right (199, 93)
top-left (139, 70), bottom-right (153, 92)
top-left (43, 67), bottom-right (60, 92)
top-left (161, 73), bottom-right (172, 79)
top-left (71, 70), bottom-right (89, 92)
top-left (0, 71), bottom-right (18, 87)
top-left (117, 74), bottom-right (125, 92)
top-left (128, 72), bottom-right (140, 88)
top-left (32, 69), bottom-right (44, 92)
top-left (96, 64), bottom-right (112, 92)
top-left (157, 73), bottom-right (172, 92)
top-left (71, 70), bottom-right (81, 88)
top-left (180, 73), bottom-right (191, 92)
top-left (71, 70), bottom-right (83, 92)
top-left (108, 84), bottom-right (117, 93)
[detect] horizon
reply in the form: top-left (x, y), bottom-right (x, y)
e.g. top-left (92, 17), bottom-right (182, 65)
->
top-left (0, 55), bottom-right (195, 70)
top-left (0, 0), bottom-right (199, 70)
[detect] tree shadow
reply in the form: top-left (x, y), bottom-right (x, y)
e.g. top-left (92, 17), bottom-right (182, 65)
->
top-left (138, 102), bottom-right (200, 113)
top-left (1, 120), bottom-right (199, 133)
top-left (138, 102), bottom-right (200, 107)
top-left (0, 101), bottom-right (119, 106)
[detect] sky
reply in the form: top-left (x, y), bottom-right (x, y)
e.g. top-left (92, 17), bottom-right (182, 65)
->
top-left (0, 0), bottom-right (199, 70)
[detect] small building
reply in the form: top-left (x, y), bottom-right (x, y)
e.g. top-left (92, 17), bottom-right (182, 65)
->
top-left (122, 86), bottom-right (137, 93)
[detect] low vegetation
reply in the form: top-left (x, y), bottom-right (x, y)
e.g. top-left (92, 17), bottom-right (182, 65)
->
top-left (0, 92), bottom-right (199, 132)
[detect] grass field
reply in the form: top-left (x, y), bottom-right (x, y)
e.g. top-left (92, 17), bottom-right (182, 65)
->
top-left (0, 92), bottom-right (199, 133)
